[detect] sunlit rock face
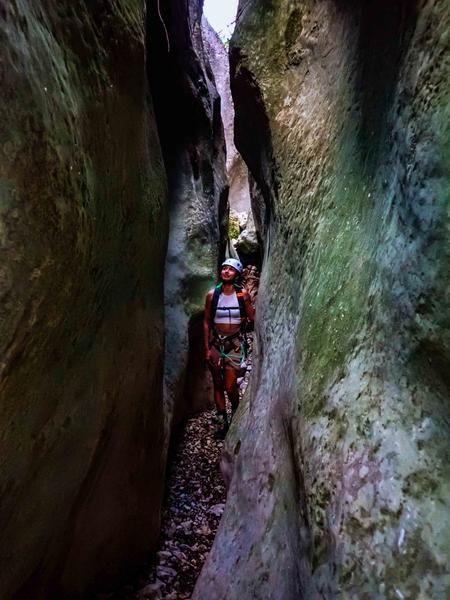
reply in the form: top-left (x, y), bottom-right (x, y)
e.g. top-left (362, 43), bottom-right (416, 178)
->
top-left (201, 18), bottom-right (235, 174)
top-left (0, 2), bottom-right (167, 597)
top-left (201, 18), bottom-right (260, 267)
top-left (148, 1), bottom-right (227, 428)
top-left (195, 1), bottom-right (450, 598)
top-left (202, 17), bottom-right (251, 216)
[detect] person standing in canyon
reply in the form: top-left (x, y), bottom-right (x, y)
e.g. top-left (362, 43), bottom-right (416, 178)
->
top-left (204, 258), bottom-right (255, 439)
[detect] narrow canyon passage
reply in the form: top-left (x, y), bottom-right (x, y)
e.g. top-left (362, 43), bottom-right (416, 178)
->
top-left (98, 274), bottom-right (257, 599)
top-left (0, 1), bottom-right (449, 599)
top-left (98, 411), bottom-right (227, 600)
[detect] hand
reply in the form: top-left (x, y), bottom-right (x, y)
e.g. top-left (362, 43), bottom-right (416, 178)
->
top-left (205, 349), bottom-right (213, 362)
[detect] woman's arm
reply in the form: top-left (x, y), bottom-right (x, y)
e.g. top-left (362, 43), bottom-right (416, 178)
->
top-left (243, 289), bottom-right (255, 323)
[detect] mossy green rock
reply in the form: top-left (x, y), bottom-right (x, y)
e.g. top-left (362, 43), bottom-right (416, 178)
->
top-left (0, 2), bottom-right (167, 597)
top-left (228, 211), bottom-right (242, 240)
top-left (195, 1), bottom-right (450, 598)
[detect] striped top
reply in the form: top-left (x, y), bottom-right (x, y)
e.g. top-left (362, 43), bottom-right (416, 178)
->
top-left (214, 291), bottom-right (241, 325)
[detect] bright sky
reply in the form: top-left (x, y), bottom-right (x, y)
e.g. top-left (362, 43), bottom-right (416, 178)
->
top-left (203, 0), bottom-right (239, 40)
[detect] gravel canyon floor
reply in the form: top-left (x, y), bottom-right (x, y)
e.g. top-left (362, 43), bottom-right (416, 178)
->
top-left (98, 410), bottom-right (227, 600)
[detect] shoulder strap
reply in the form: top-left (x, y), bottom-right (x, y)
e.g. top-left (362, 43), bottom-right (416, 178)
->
top-left (211, 283), bottom-right (223, 325)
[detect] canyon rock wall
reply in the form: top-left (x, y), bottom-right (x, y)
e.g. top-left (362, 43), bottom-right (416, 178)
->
top-left (195, 1), bottom-right (450, 598)
top-left (201, 18), bottom-right (251, 216)
top-left (201, 18), bottom-right (235, 174)
top-left (201, 17), bottom-right (256, 270)
top-left (0, 3), bottom-right (167, 597)
top-left (148, 1), bottom-right (228, 429)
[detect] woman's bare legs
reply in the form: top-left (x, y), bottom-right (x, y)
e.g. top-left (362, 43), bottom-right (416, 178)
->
top-left (209, 362), bottom-right (226, 411)
top-left (208, 349), bottom-right (229, 437)
top-left (208, 349), bottom-right (241, 436)
top-left (224, 365), bottom-right (239, 412)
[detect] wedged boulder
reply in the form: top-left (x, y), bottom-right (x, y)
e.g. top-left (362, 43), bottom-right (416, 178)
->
top-left (195, 1), bottom-right (450, 598)
top-left (235, 211), bottom-right (259, 259)
top-left (0, 3), bottom-right (167, 597)
top-left (147, 1), bottom-right (228, 428)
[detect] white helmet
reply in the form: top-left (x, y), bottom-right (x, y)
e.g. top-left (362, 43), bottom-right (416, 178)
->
top-left (222, 257), bottom-right (243, 274)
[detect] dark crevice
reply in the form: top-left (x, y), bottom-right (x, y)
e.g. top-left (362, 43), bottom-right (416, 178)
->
top-left (146, 1), bottom-right (213, 175)
top-left (146, 0), bottom-right (227, 432)
top-left (229, 46), bottom-right (278, 246)
top-left (354, 0), bottom-right (419, 169)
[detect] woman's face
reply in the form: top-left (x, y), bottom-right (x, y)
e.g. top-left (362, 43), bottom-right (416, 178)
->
top-left (221, 265), bottom-right (238, 282)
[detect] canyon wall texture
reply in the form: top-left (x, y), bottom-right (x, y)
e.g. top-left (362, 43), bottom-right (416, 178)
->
top-left (148, 1), bottom-right (227, 429)
top-left (195, 1), bottom-right (450, 598)
top-left (0, 3), bottom-right (167, 597)
top-left (201, 18), bottom-right (251, 215)
top-left (201, 20), bottom-right (258, 264)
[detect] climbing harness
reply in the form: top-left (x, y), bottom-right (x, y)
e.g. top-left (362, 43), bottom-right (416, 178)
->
top-left (210, 330), bottom-right (248, 376)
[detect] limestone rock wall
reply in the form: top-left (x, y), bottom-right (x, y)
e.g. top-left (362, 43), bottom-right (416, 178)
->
top-left (201, 19), bottom-right (261, 266)
top-left (201, 18), bottom-right (254, 254)
top-left (147, 1), bottom-right (227, 429)
top-left (0, 3), bottom-right (167, 597)
top-left (195, 1), bottom-right (450, 598)
top-left (201, 18), bottom-right (236, 175)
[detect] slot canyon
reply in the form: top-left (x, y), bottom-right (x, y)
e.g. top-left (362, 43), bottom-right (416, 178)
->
top-left (0, 1), bottom-right (448, 599)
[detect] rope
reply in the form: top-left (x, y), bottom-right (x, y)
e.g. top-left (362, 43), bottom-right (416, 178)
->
top-left (156, 0), bottom-right (170, 52)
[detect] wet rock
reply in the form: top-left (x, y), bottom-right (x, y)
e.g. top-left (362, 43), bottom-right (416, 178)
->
top-left (195, 524), bottom-right (212, 536)
top-left (170, 550), bottom-right (187, 562)
top-left (179, 520), bottom-right (193, 534)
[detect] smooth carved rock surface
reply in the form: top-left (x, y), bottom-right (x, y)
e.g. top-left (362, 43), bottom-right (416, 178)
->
top-left (201, 18), bottom-right (235, 174)
top-left (0, 3), bottom-right (167, 597)
top-left (202, 18), bottom-right (251, 215)
top-left (148, 1), bottom-right (227, 429)
top-left (195, 1), bottom-right (450, 598)
top-left (202, 18), bottom-right (260, 267)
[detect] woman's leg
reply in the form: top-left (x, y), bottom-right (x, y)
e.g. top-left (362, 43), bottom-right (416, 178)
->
top-left (224, 365), bottom-right (239, 411)
top-left (208, 346), bottom-right (225, 410)
top-left (208, 347), bottom-right (228, 437)
top-left (210, 363), bottom-right (226, 411)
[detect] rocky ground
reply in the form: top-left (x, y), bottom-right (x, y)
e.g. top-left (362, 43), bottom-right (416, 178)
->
top-left (135, 410), bottom-right (229, 600)
top-left (97, 410), bottom-right (228, 600)
top-left (97, 365), bottom-right (254, 600)
top-left (131, 359), bottom-right (254, 599)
